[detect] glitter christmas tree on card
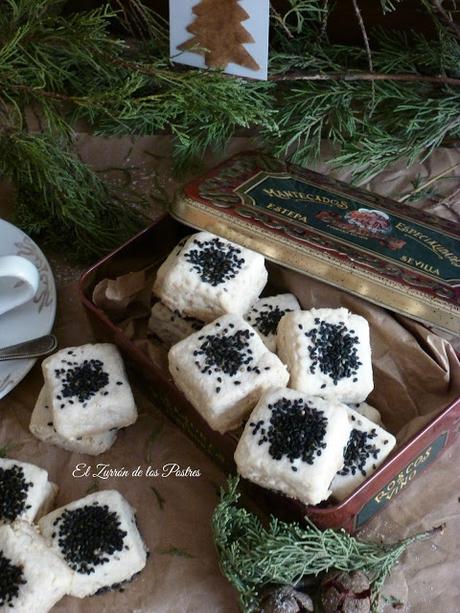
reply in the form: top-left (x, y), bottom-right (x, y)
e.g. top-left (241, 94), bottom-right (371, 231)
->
top-left (170, 0), bottom-right (269, 79)
top-left (178, 0), bottom-right (259, 70)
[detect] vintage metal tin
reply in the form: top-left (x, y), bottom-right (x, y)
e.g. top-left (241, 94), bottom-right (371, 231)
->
top-left (79, 215), bottom-right (460, 533)
top-left (172, 152), bottom-right (460, 335)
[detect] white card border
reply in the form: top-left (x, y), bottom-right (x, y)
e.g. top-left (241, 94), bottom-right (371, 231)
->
top-left (169, 0), bottom-right (269, 80)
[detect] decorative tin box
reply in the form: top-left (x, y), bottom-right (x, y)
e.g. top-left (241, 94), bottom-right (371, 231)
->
top-left (79, 153), bottom-right (460, 532)
top-left (176, 152), bottom-right (460, 334)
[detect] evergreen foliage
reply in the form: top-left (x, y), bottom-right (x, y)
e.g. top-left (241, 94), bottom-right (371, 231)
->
top-left (212, 477), bottom-right (445, 613)
top-left (0, 0), bottom-right (459, 260)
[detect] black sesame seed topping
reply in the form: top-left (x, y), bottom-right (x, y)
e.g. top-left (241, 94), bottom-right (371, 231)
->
top-left (0, 551), bottom-right (27, 606)
top-left (252, 305), bottom-right (293, 338)
top-left (249, 420), bottom-right (264, 435)
top-left (194, 328), bottom-right (255, 377)
top-left (187, 318), bottom-right (203, 331)
top-left (304, 320), bottom-right (361, 385)
top-left (183, 237), bottom-right (244, 287)
top-left (54, 503), bottom-right (127, 575)
top-left (56, 359), bottom-right (110, 404)
top-left (252, 397), bottom-right (328, 468)
top-left (0, 465), bottom-right (33, 521)
top-left (338, 428), bottom-right (380, 477)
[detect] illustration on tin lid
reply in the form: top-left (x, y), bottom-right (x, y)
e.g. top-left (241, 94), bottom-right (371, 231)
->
top-left (346, 209), bottom-right (391, 235)
top-left (317, 208), bottom-right (406, 251)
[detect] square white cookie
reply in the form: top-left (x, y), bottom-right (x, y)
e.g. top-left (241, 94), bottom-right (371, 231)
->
top-left (168, 314), bottom-right (289, 433)
top-left (351, 401), bottom-right (383, 426)
top-left (154, 236), bottom-right (188, 290)
top-left (277, 308), bottom-right (373, 403)
top-left (30, 386), bottom-right (118, 456)
top-left (153, 231), bottom-right (268, 322)
top-left (0, 458), bottom-right (57, 524)
top-left (244, 293), bottom-right (301, 352)
top-left (234, 387), bottom-right (352, 505)
top-left (42, 343), bottom-right (137, 438)
top-left (0, 521), bottom-right (71, 613)
top-left (148, 301), bottom-right (203, 346)
top-left (330, 406), bottom-right (396, 501)
top-left (39, 490), bottom-right (148, 598)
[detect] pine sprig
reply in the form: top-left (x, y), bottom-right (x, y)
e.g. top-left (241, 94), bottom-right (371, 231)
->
top-left (81, 69), bottom-right (277, 171)
top-left (0, 0), bottom-right (459, 259)
top-left (268, 18), bottom-right (460, 180)
top-left (331, 83), bottom-right (460, 182)
top-left (0, 131), bottom-right (145, 261)
top-left (212, 477), bottom-right (445, 613)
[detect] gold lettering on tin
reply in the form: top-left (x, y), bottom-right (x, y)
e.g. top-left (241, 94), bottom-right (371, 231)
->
top-left (266, 202), bottom-right (308, 223)
top-left (373, 446), bottom-right (432, 504)
top-left (400, 255), bottom-right (440, 276)
top-left (396, 222), bottom-right (460, 267)
top-left (262, 188), bottom-right (348, 209)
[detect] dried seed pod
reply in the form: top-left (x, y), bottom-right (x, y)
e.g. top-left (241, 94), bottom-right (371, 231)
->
top-left (320, 570), bottom-right (371, 613)
top-left (260, 586), bottom-right (314, 613)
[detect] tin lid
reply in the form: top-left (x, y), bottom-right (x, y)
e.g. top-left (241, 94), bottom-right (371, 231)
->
top-left (171, 152), bottom-right (460, 335)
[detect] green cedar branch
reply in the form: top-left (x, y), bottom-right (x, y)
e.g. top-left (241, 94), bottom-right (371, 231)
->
top-left (426, 0), bottom-right (460, 40)
top-left (351, 0), bottom-right (374, 73)
top-left (0, 131), bottom-right (147, 262)
top-left (269, 70), bottom-right (460, 86)
top-left (212, 477), bottom-right (446, 613)
top-left (0, 0), bottom-right (460, 261)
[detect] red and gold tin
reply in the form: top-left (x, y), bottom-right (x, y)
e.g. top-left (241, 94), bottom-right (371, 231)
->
top-left (79, 153), bottom-right (460, 532)
top-left (175, 152), bottom-right (460, 335)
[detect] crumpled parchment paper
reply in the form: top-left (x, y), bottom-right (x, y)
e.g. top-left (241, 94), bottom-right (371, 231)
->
top-left (0, 135), bottom-right (459, 612)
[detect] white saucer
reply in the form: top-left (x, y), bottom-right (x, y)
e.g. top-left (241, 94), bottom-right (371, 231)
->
top-left (0, 219), bottom-right (56, 399)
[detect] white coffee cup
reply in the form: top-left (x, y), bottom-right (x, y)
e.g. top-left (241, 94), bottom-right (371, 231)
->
top-left (0, 256), bottom-right (40, 317)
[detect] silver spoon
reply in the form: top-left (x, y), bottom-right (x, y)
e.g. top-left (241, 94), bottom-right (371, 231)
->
top-left (0, 334), bottom-right (57, 361)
